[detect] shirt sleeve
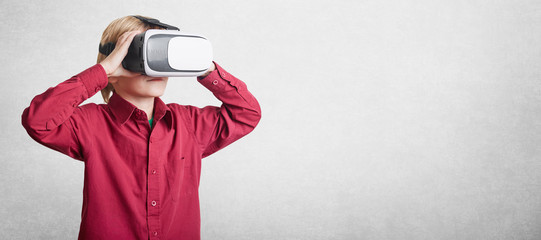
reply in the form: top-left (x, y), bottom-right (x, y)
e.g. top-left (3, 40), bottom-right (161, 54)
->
top-left (21, 64), bottom-right (108, 161)
top-left (184, 62), bottom-right (262, 158)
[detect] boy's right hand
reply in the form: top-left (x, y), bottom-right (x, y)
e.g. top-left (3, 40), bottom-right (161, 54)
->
top-left (99, 30), bottom-right (142, 78)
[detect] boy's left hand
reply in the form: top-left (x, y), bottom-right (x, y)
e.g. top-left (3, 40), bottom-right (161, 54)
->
top-left (199, 62), bottom-right (216, 77)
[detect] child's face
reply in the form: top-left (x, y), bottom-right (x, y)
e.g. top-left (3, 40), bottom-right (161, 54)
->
top-left (110, 74), bottom-right (169, 100)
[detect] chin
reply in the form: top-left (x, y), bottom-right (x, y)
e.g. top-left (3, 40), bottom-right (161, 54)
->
top-left (147, 89), bottom-right (166, 97)
top-left (146, 82), bottom-right (168, 97)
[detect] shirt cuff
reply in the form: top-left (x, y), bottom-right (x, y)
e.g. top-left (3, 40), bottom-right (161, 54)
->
top-left (78, 64), bottom-right (109, 98)
top-left (197, 62), bottom-right (241, 93)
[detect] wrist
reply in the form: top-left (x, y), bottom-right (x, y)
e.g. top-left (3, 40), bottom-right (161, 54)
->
top-left (99, 61), bottom-right (112, 76)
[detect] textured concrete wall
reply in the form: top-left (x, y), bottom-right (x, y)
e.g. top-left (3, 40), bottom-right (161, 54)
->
top-left (2, 0), bottom-right (541, 239)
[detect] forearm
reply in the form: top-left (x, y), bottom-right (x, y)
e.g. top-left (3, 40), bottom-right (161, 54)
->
top-left (197, 62), bottom-right (261, 128)
top-left (22, 64), bottom-right (108, 135)
top-left (191, 62), bottom-right (261, 156)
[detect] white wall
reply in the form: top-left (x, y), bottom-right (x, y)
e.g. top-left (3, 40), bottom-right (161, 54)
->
top-left (2, 0), bottom-right (541, 239)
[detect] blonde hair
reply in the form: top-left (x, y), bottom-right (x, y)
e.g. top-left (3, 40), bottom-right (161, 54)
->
top-left (97, 15), bottom-right (163, 103)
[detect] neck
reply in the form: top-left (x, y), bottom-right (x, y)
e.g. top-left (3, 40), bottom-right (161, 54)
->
top-left (115, 92), bottom-right (155, 120)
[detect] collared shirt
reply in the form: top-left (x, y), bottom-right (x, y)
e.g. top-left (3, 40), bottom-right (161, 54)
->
top-left (21, 62), bottom-right (261, 240)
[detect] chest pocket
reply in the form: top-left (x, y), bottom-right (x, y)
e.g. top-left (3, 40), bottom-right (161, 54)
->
top-left (165, 156), bottom-right (195, 202)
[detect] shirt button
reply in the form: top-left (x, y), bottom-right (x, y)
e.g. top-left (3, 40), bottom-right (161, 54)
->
top-left (151, 201), bottom-right (157, 206)
top-left (95, 87), bottom-right (100, 92)
top-left (152, 169), bottom-right (157, 174)
top-left (212, 80), bottom-right (219, 85)
top-left (153, 231), bottom-right (158, 236)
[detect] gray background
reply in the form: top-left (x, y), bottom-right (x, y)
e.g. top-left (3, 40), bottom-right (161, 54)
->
top-left (1, 0), bottom-right (541, 239)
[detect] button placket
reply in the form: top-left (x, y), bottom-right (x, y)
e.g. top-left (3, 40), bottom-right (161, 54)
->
top-left (147, 136), bottom-right (161, 238)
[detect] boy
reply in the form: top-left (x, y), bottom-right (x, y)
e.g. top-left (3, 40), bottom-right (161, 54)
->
top-left (21, 15), bottom-right (261, 240)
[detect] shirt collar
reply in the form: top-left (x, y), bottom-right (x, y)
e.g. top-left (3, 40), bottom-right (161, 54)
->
top-left (108, 92), bottom-right (172, 129)
top-left (153, 97), bottom-right (172, 129)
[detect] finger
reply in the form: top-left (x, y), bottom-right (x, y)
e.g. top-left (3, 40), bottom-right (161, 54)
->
top-left (116, 31), bottom-right (139, 51)
top-left (114, 31), bottom-right (136, 49)
top-left (117, 31), bottom-right (135, 46)
top-left (116, 32), bottom-right (131, 44)
top-left (122, 31), bottom-right (139, 41)
top-left (110, 33), bottom-right (134, 57)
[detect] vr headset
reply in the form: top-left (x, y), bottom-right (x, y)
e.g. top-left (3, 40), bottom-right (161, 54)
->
top-left (99, 16), bottom-right (213, 77)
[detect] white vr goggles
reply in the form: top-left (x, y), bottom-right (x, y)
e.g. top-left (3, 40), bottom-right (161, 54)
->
top-left (99, 16), bottom-right (213, 77)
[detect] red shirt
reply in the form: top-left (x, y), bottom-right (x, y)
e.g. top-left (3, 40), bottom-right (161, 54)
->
top-left (21, 63), bottom-right (261, 240)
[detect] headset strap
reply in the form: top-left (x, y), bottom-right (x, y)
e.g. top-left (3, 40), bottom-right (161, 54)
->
top-left (99, 16), bottom-right (180, 56)
top-left (99, 42), bottom-right (116, 56)
top-left (132, 15), bottom-right (180, 31)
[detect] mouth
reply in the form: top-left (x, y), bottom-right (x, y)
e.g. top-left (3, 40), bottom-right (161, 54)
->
top-left (147, 78), bottom-right (164, 82)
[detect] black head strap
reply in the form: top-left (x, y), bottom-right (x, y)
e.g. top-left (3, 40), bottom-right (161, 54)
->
top-left (99, 42), bottom-right (116, 56)
top-left (132, 15), bottom-right (180, 31)
top-left (98, 16), bottom-right (180, 56)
